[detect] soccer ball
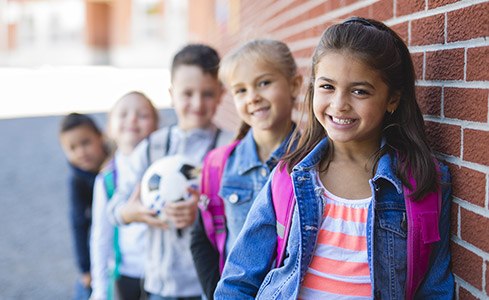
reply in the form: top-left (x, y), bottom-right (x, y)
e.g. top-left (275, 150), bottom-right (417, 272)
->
top-left (140, 154), bottom-right (198, 219)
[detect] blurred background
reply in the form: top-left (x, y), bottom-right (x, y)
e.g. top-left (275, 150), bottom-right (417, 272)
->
top-left (1, 0), bottom-right (488, 299)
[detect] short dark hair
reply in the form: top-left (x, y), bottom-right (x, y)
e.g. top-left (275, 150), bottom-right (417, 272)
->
top-left (170, 44), bottom-right (220, 80)
top-left (59, 112), bottom-right (102, 135)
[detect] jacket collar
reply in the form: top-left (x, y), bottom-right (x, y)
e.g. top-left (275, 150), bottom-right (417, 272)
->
top-left (236, 125), bottom-right (295, 175)
top-left (294, 137), bottom-right (403, 194)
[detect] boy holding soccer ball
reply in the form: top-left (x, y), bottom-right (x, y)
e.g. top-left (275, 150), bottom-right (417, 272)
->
top-left (106, 44), bottom-right (233, 300)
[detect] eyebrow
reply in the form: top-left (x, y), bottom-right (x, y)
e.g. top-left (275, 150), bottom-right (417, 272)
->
top-left (231, 73), bottom-right (274, 89)
top-left (316, 76), bottom-right (376, 90)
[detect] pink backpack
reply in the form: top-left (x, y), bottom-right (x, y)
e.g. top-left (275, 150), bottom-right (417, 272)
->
top-left (199, 142), bottom-right (441, 299)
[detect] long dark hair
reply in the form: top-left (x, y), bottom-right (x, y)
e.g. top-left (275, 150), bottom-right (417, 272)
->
top-left (284, 17), bottom-right (437, 201)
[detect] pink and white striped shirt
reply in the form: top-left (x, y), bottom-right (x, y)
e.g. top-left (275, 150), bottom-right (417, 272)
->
top-left (298, 182), bottom-right (372, 299)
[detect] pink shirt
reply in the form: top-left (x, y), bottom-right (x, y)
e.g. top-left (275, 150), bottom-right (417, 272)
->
top-left (298, 183), bottom-right (372, 299)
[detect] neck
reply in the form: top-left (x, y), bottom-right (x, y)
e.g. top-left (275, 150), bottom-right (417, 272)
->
top-left (253, 121), bottom-right (292, 162)
top-left (118, 144), bottom-right (136, 155)
top-left (331, 139), bottom-right (381, 165)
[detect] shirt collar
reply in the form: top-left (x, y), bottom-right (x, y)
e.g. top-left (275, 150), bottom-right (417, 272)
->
top-left (236, 125), bottom-right (296, 175)
top-left (294, 136), bottom-right (403, 194)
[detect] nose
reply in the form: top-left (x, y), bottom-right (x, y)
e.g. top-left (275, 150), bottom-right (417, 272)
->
top-left (191, 93), bottom-right (204, 111)
top-left (127, 111), bottom-right (138, 124)
top-left (246, 89), bottom-right (261, 104)
top-left (329, 91), bottom-right (349, 111)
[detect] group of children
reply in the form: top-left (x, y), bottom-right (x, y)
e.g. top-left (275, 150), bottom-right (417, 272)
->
top-left (59, 17), bottom-right (454, 300)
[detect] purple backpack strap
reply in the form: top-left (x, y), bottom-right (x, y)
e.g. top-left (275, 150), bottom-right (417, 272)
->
top-left (272, 162), bottom-right (295, 268)
top-left (199, 140), bottom-right (240, 273)
top-left (404, 164), bottom-right (442, 299)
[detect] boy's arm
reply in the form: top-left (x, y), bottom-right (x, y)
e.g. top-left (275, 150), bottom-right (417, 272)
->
top-left (69, 175), bottom-right (92, 275)
top-left (190, 211), bottom-right (221, 300)
top-left (214, 178), bottom-right (277, 299)
top-left (415, 164), bottom-right (455, 299)
top-left (90, 174), bottom-right (113, 299)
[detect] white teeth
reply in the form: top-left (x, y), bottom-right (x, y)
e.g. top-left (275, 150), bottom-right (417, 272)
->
top-left (332, 117), bottom-right (354, 124)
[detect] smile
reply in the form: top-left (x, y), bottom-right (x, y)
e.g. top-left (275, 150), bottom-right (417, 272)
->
top-left (331, 116), bottom-right (356, 125)
top-left (251, 107), bottom-right (270, 116)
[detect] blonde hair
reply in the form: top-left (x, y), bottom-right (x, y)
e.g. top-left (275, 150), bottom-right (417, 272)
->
top-left (219, 39), bottom-right (298, 140)
top-left (111, 91), bottom-right (159, 125)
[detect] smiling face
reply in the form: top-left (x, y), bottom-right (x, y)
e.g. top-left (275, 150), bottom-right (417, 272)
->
top-left (109, 93), bottom-right (158, 153)
top-left (312, 51), bottom-right (399, 149)
top-left (228, 62), bottom-right (301, 137)
top-left (170, 65), bottom-right (222, 131)
top-left (60, 125), bottom-right (106, 172)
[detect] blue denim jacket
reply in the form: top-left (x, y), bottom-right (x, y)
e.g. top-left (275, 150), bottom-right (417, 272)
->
top-left (215, 137), bottom-right (454, 299)
top-left (220, 128), bottom-right (294, 254)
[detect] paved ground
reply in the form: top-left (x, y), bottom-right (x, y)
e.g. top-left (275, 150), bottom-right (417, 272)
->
top-left (0, 110), bottom-right (176, 299)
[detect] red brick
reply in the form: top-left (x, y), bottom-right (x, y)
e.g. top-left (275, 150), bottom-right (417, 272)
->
top-left (275, 3), bottom-right (326, 30)
top-left (425, 121), bottom-right (461, 156)
top-left (451, 242), bottom-right (483, 289)
top-left (460, 208), bottom-right (489, 252)
top-left (425, 49), bottom-right (465, 81)
top-left (416, 86), bottom-right (441, 116)
top-left (467, 47), bottom-right (489, 81)
top-left (396, 0), bottom-right (425, 17)
top-left (444, 88), bottom-right (488, 122)
top-left (463, 129), bottom-right (489, 165)
top-left (411, 52), bottom-right (424, 80)
top-left (459, 286), bottom-right (479, 300)
top-left (341, 7), bottom-right (370, 20)
top-left (369, 0), bottom-right (394, 21)
top-left (449, 200), bottom-right (458, 236)
top-left (428, 0), bottom-right (458, 9)
top-left (292, 48), bottom-right (314, 60)
top-left (461, 208), bottom-right (489, 253)
top-left (447, 2), bottom-right (489, 42)
top-left (448, 164), bottom-right (486, 207)
top-left (391, 22), bottom-right (408, 44)
top-left (411, 14), bottom-right (445, 46)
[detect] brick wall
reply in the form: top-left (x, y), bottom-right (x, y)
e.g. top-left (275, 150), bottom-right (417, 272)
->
top-left (189, 0), bottom-right (489, 298)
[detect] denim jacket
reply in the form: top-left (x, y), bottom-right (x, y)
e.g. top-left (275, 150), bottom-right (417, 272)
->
top-left (220, 128), bottom-right (294, 254)
top-left (215, 137), bottom-right (454, 299)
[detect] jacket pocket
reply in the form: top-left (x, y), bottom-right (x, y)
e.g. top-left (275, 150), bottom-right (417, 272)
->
top-left (220, 185), bottom-right (254, 206)
top-left (376, 202), bottom-right (407, 238)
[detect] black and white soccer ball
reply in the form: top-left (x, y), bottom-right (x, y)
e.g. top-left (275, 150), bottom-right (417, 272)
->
top-left (140, 154), bottom-right (198, 219)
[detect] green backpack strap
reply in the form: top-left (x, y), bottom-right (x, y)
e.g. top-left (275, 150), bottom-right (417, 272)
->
top-left (102, 162), bottom-right (122, 300)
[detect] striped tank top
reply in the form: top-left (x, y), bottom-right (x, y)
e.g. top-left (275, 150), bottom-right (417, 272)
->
top-left (298, 181), bottom-right (372, 299)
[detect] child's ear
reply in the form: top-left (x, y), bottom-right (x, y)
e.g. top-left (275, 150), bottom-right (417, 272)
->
top-left (168, 86), bottom-right (175, 107)
top-left (290, 74), bottom-right (303, 99)
top-left (387, 91), bottom-right (401, 113)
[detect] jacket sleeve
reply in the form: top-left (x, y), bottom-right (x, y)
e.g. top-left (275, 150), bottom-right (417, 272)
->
top-left (90, 174), bottom-right (114, 300)
top-left (69, 175), bottom-right (92, 274)
top-left (190, 211), bottom-right (220, 300)
top-left (106, 139), bottom-right (149, 226)
top-left (214, 176), bottom-right (277, 299)
top-left (415, 163), bottom-right (455, 299)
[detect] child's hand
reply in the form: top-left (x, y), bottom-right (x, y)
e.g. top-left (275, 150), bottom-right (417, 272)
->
top-left (165, 186), bottom-right (199, 229)
top-left (81, 272), bottom-right (91, 288)
top-left (120, 184), bottom-right (168, 228)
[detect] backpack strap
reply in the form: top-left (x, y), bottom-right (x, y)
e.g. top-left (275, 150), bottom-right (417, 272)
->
top-left (271, 162), bottom-right (295, 268)
top-left (199, 140), bottom-right (240, 273)
top-left (404, 163), bottom-right (442, 300)
top-left (102, 160), bottom-right (122, 300)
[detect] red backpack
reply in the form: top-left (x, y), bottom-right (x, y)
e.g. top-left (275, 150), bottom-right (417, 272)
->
top-left (199, 142), bottom-right (441, 299)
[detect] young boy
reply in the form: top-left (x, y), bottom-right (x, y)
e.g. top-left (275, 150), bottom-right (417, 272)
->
top-left (59, 113), bottom-right (108, 300)
top-left (106, 44), bottom-right (233, 299)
